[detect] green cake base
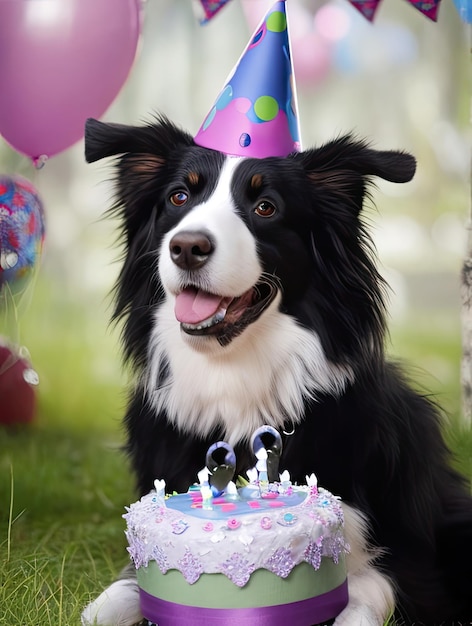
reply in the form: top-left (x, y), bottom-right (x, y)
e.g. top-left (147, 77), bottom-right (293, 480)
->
top-left (138, 556), bottom-right (346, 609)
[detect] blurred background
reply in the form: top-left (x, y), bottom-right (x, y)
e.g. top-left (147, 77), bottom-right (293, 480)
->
top-left (1, 6), bottom-right (470, 620)
top-left (0, 0), bottom-right (470, 428)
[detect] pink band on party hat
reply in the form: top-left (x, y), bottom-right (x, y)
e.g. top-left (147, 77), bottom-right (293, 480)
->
top-left (194, 1), bottom-right (301, 158)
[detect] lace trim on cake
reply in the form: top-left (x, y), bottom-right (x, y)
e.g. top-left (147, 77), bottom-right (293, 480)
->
top-left (124, 487), bottom-right (349, 587)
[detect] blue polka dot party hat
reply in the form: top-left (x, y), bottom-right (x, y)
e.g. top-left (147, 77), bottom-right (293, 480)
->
top-left (194, 0), bottom-right (301, 158)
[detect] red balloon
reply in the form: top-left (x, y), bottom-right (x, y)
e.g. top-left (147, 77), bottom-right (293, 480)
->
top-left (0, 0), bottom-right (142, 160)
top-left (0, 344), bottom-right (38, 426)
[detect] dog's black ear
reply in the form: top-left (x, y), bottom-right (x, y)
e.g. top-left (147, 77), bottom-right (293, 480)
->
top-left (296, 135), bottom-right (416, 213)
top-left (345, 141), bottom-right (416, 183)
top-left (84, 115), bottom-right (194, 163)
top-left (366, 148), bottom-right (416, 183)
top-left (298, 135), bottom-right (416, 182)
top-left (85, 118), bottom-right (146, 163)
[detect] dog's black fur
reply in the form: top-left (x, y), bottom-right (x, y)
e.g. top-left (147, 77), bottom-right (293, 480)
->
top-left (85, 116), bottom-right (472, 624)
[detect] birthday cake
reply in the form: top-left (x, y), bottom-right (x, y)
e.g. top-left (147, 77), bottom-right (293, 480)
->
top-left (124, 428), bottom-right (350, 626)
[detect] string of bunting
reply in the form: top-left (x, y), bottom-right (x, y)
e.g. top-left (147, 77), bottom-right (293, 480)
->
top-left (196, 0), bottom-right (472, 23)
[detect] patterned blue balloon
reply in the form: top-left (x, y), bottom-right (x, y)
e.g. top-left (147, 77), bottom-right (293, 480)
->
top-left (0, 175), bottom-right (45, 293)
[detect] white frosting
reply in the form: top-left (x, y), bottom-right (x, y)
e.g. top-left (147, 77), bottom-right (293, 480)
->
top-left (124, 484), bottom-right (349, 587)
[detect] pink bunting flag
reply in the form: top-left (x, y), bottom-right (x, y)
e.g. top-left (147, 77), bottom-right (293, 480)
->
top-left (349, 0), bottom-right (441, 22)
top-left (349, 0), bottom-right (382, 20)
top-left (196, 0), bottom-right (232, 24)
top-left (406, 0), bottom-right (441, 20)
top-left (196, 0), bottom-right (441, 25)
top-left (348, 0), bottom-right (441, 21)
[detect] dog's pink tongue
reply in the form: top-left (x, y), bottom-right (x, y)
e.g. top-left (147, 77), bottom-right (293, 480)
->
top-left (175, 287), bottom-right (225, 324)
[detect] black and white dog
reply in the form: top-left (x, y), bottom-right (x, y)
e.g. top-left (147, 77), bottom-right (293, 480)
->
top-left (82, 116), bottom-right (472, 626)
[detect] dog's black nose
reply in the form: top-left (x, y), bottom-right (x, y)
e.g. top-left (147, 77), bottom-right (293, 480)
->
top-left (169, 230), bottom-right (214, 270)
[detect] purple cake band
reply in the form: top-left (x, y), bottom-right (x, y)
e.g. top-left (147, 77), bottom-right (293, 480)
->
top-left (140, 580), bottom-right (348, 625)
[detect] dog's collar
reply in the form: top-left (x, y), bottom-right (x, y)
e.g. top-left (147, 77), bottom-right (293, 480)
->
top-left (282, 424), bottom-right (296, 437)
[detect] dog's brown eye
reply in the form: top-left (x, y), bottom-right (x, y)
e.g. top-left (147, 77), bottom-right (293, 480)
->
top-left (255, 200), bottom-right (276, 218)
top-left (170, 191), bottom-right (188, 207)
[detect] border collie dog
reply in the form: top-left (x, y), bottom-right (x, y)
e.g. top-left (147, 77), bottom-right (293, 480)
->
top-left (82, 116), bottom-right (472, 626)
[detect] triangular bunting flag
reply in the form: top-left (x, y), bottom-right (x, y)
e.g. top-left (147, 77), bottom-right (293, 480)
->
top-left (406, 0), bottom-right (441, 21)
top-left (196, 0), bottom-right (232, 24)
top-left (349, 0), bottom-right (382, 21)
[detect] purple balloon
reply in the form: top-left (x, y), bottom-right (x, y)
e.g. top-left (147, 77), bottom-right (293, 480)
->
top-left (0, 0), bottom-right (142, 160)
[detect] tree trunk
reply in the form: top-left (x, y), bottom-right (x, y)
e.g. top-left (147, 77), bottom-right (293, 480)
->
top-left (460, 33), bottom-right (472, 425)
top-left (461, 248), bottom-right (472, 425)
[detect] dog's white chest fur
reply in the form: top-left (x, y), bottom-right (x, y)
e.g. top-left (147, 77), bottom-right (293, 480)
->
top-left (145, 297), bottom-right (352, 445)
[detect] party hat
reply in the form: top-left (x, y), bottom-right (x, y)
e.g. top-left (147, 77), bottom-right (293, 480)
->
top-left (194, 0), bottom-right (301, 158)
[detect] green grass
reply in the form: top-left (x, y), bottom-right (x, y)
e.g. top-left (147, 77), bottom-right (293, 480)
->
top-left (0, 279), bottom-right (471, 625)
top-left (388, 310), bottom-right (472, 483)
top-left (1, 431), bottom-right (134, 625)
top-left (1, 444), bottom-right (134, 626)
top-left (1, 282), bottom-right (134, 625)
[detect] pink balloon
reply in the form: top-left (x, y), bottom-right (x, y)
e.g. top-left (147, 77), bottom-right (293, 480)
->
top-left (0, 0), bottom-right (142, 160)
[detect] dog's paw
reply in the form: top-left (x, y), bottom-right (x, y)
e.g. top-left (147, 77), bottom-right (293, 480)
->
top-left (334, 604), bottom-right (383, 626)
top-left (81, 579), bottom-right (143, 626)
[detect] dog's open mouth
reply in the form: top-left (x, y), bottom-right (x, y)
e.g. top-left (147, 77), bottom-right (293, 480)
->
top-left (174, 276), bottom-right (279, 346)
